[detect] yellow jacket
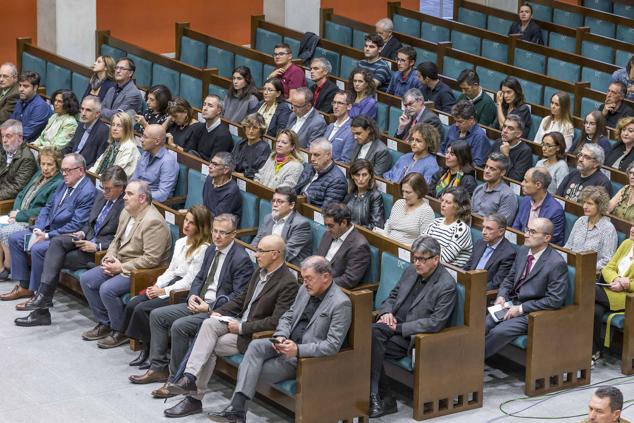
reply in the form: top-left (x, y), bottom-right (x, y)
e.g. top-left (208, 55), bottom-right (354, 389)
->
top-left (601, 239), bottom-right (634, 310)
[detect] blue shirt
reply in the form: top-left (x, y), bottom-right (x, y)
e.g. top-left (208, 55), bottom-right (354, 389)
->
top-left (132, 147), bottom-right (179, 202)
top-left (386, 69), bottom-right (422, 98)
top-left (350, 96), bottom-right (378, 121)
top-left (11, 95), bottom-right (52, 141)
top-left (383, 153), bottom-right (439, 184)
top-left (442, 123), bottom-right (491, 167)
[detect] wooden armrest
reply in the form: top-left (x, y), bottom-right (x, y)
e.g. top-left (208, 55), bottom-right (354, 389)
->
top-left (236, 228), bottom-right (258, 237)
top-left (162, 195), bottom-right (186, 206)
top-left (0, 200), bottom-right (14, 215)
top-left (353, 282), bottom-right (379, 292)
top-left (169, 288), bottom-right (189, 304)
top-left (130, 266), bottom-right (168, 295)
top-left (253, 330), bottom-right (275, 339)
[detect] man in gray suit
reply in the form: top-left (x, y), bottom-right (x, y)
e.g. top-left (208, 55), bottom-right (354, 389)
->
top-left (394, 88), bottom-right (441, 141)
top-left (349, 115), bottom-right (392, 175)
top-left (369, 236), bottom-right (457, 418)
top-left (209, 256), bottom-right (352, 423)
top-left (285, 87), bottom-right (327, 148)
top-left (485, 217), bottom-right (568, 358)
top-left (101, 57), bottom-right (143, 120)
top-left (251, 186), bottom-right (312, 266)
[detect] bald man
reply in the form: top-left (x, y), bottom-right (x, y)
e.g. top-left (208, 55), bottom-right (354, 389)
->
top-left (133, 124), bottom-right (179, 202)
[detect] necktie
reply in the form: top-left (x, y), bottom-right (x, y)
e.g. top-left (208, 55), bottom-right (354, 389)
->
top-left (404, 117), bottom-right (417, 142)
top-left (513, 254), bottom-right (535, 296)
top-left (93, 201), bottom-right (113, 237)
top-left (200, 250), bottom-right (221, 297)
top-left (59, 187), bottom-right (74, 207)
top-left (476, 246), bottom-right (494, 270)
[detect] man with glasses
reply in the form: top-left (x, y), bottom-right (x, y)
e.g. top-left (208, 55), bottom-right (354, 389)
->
top-left (100, 57), bottom-right (144, 120)
top-left (0, 63), bottom-right (19, 123)
top-left (267, 43), bottom-right (306, 99)
top-left (471, 153), bottom-right (518, 225)
top-left (386, 46), bottom-right (421, 98)
top-left (395, 88), bottom-right (441, 141)
top-left (1, 153), bottom-right (96, 302)
top-left (285, 86), bottom-right (326, 148)
top-left (512, 167), bottom-right (565, 245)
top-left (130, 214), bottom-right (253, 386)
top-left (62, 96), bottom-right (110, 167)
top-left (162, 235), bottom-right (298, 418)
top-left (251, 187), bottom-right (312, 266)
top-left (202, 152), bottom-right (242, 222)
top-left (0, 119), bottom-right (36, 201)
top-left (599, 81), bottom-right (633, 128)
top-left (556, 144), bottom-right (612, 201)
top-left (491, 114), bottom-right (532, 181)
top-left (309, 57), bottom-right (337, 113)
top-left (132, 124), bottom-right (179, 202)
top-left (368, 235), bottom-right (457, 418)
top-left (323, 90), bottom-right (355, 162)
top-left (14, 166), bottom-right (127, 327)
top-left (442, 100), bottom-right (491, 167)
top-left (485, 217), bottom-right (568, 358)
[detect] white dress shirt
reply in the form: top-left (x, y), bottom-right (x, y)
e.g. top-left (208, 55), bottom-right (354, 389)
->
top-left (325, 225), bottom-right (354, 262)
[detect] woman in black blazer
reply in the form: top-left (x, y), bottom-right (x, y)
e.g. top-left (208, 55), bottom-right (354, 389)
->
top-left (256, 78), bottom-right (291, 138)
top-left (508, 3), bottom-right (544, 45)
top-left (344, 159), bottom-right (385, 229)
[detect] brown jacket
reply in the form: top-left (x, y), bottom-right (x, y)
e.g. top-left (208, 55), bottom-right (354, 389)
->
top-left (106, 204), bottom-right (172, 275)
top-left (0, 143), bottom-right (37, 200)
top-left (216, 263), bottom-right (299, 353)
top-left (0, 84), bottom-right (19, 123)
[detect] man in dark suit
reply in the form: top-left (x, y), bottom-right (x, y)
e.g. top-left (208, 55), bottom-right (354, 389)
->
top-left (485, 217), bottom-right (568, 358)
top-left (285, 87), bottom-right (327, 148)
top-left (310, 58), bottom-right (338, 114)
top-left (0, 153), bottom-right (96, 302)
top-left (369, 236), bottom-right (457, 418)
top-left (316, 203), bottom-right (370, 289)
top-left (375, 18), bottom-right (402, 61)
top-left (350, 115), bottom-right (392, 175)
top-left (14, 166), bottom-right (127, 326)
top-left (129, 213), bottom-right (253, 385)
top-left (251, 186), bottom-right (312, 265)
top-left (62, 96), bottom-right (109, 167)
top-left (0, 63), bottom-right (20, 123)
top-left (394, 88), bottom-right (441, 141)
top-left (464, 213), bottom-right (516, 290)
top-left (162, 235), bottom-right (299, 418)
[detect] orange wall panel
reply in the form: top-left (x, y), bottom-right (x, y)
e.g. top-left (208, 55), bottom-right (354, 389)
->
top-left (1, 0), bottom-right (37, 63)
top-left (321, 0), bottom-right (419, 25)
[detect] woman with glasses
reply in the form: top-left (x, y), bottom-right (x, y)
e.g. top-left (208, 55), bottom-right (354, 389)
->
top-left (223, 66), bottom-right (260, 124)
top-left (254, 129), bottom-right (303, 189)
top-left (348, 68), bottom-right (378, 120)
top-left (606, 117), bottom-right (634, 171)
top-left (384, 123), bottom-right (440, 184)
top-left (82, 55), bottom-right (116, 101)
top-left (569, 111), bottom-right (610, 155)
top-left (533, 92), bottom-right (574, 150)
top-left (535, 132), bottom-right (569, 193)
top-left (256, 78), bottom-right (291, 138)
top-left (232, 113), bottom-right (271, 179)
top-left (344, 159), bottom-right (385, 230)
top-left (609, 161), bottom-right (634, 223)
top-left (166, 97), bottom-right (203, 151)
top-left (90, 111), bottom-right (140, 177)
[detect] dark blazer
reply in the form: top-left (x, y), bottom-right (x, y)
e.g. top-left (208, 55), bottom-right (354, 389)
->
top-left (497, 246), bottom-right (568, 314)
top-left (512, 193), bottom-right (565, 245)
top-left (350, 138), bottom-right (393, 176)
top-left (508, 19), bottom-right (544, 45)
top-left (285, 107), bottom-right (327, 148)
top-left (344, 188), bottom-right (385, 230)
top-left (187, 242), bottom-right (254, 308)
top-left (606, 142), bottom-right (634, 172)
top-left (13, 171), bottom-right (63, 223)
top-left (251, 211), bottom-right (312, 265)
top-left (0, 84), bottom-right (19, 123)
top-left (263, 101), bottom-right (292, 138)
top-left (0, 143), bottom-right (37, 200)
top-left (311, 79), bottom-right (338, 114)
top-left (81, 191), bottom-right (124, 251)
top-left (62, 120), bottom-right (110, 168)
top-left (216, 264), bottom-right (299, 353)
top-left (394, 107), bottom-right (442, 139)
top-left (377, 263), bottom-right (457, 352)
top-left (464, 238), bottom-right (516, 289)
top-left (381, 36), bottom-right (403, 61)
top-left (316, 228), bottom-right (371, 289)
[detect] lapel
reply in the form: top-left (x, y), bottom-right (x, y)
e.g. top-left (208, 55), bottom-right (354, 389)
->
top-left (366, 139), bottom-right (378, 159)
top-left (53, 178), bottom-right (83, 218)
top-left (330, 228), bottom-right (355, 263)
top-left (119, 205), bottom-right (148, 248)
top-left (290, 287), bottom-right (311, 332)
top-left (91, 194), bottom-right (107, 224)
top-left (78, 124), bottom-right (94, 153)
top-left (280, 211), bottom-right (295, 239)
top-left (513, 249), bottom-right (529, 285)
top-left (394, 269), bottom-right (417, 310)
top-left (410, 267), bottom-right (440, 310)
top-left (250, 265), bottom-right (283, 305)
top-left (524, 248), bottom-right (548, 283)
top-left (216, 244), bottom-right (235, 290)
top-left (306, 284), bottom-right (335, 330)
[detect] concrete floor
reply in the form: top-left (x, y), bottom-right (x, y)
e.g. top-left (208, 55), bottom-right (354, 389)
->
top-left (1, 287), bottom-right (633, 423)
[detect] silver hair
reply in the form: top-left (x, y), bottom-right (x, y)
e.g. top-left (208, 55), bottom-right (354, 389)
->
top-left (129, 180), bottom-right (152, 204)
top-left (64, 152), bottom-right (86, 170)
top-left (82, 95), bottom-right (102, 113)
top-left (311, 57), bottom-right (332, 75)
top-left (310, 138), bottom-right (333, 153)
top-left (529, 167), bottom-right (552, 191)
top-left (0, 119), bottom-right (23, 137)
top-left (582, 143), bottom-right (605, 166)
top-left (403, 88), bottom-right (425, 103)
top-left (213, 213), bottom-right (238, 231)
top-left (376, 18), bottom-right (394, 32)
top-left (0, 63), bottom-right (18, 78)
top-left (206, 94), bottom-right (224, 113)
top-left (484, 213), bottom-right (508, 230)
top-left (214, 152), bottom-right (235, 172)
top-left (301, 255), bottom-right (332, 274)
top-left (411, 235), bottom-right (441, 257)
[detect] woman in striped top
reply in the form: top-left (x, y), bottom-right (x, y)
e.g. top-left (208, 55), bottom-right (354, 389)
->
top-left (423, 186), bottom-right (473, 267)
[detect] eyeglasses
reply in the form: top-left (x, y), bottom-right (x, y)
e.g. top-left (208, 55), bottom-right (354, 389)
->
top-left (331, 101), bottom-right (347, 106)
top-left (403, 101), bottom-right (416, 108)
top-left (209, 161), bottom-right (225, 168)
top-left (273, 51), bottom-right (290, 57)
top-left (542, 143), bottom-right (557, 148)
top-left (524, 228), bottom-right (545, 236)
top-left (212, 229), bottom-right (235, 237)
top-left (61, 167), bottom-right (80, 174)
top-left (291, 103), bottom-right (308, 109)
top-left (577, 153), bottom-right (595, 161)
top-left (255, 248), bottom-right (279, 254)
top-left (412, 255), bottom-right (436, 263)
top-left (271, 198), bottom-right (289, 204)
top-left (114, 66), bottom-right (131, 71)
top-left (263, 88), bottom-right (277, 93)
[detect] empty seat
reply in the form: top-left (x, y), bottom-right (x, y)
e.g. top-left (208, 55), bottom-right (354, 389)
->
top-left (581, 41), bottom-right (614, 64)
top-left (126, 53), bottom-right (152, 88)
top-left (207, 45), bottom-right (234, 78)
top-left (152, 64), bottom-right (180, 98)
top-left (487, 16), bottom-right (514, 35)
top-left (381, 192), bottom-right (394, 217)
top-left (340, 56), bottom-right (357, 81)
top-left (585, 16), bottom-right (616, 39)
top-left (514, 48), bottom-right (545, 74)
top-left (255, 28), bottom-right (282, 54)
top-left (376, 102), bottom-right (388, 133)
top-left (184, 169), bottom-right (205, 209)
top-left (413, 47), bottom-right (437, 64)
top-left (387, 147), bottom-right (404, 165)
top-left (309, 220), bottom-right (325, 255)
top-left (580, 97), bottom-right (602, 119)
top-left (553, 9), bottom-right (583, 28)
top-left (614, 3), bottom-right (634, 19)
top-left (442, 57), bottom-right (473, 80)
top-left (173, 164), bottom-right (189, 201)
top-left (208, 84), bottom-right (226, 101)
top-left (616, 50), bottom-right (631, 68)
top-left (528, 114), bottom-right (542, 141)
top-left (516, 77), bottom-right (543, 105)
top-left (581, 67), bottom-right (612, 91)
top-left (617, 25), bottom-right (634, 44)
top-left (324, 21), bottom-right (352, 46)
top-left (21, 52), bottom-right (47, 81)
top-left (100, 44), bottom-right (126, 61)
top-left (458, 7), bottom-right (486, 28)
top-left (546, 57), bottom-right (580, 83)
top-left (71, 72), bottom-right (89, 101)
top-left (45, 62), bottom-right (72, 96)
top-left (531, 3), bottom-right (553, 21)
top-left (548, 33), bottom-right (576, 54)
top-left (352, 29), bottom-right (367, 51)
top-left (543, 86), bottom-right (574, 109)
top-left (234, 55), bottom-right (263, 87)
top-left (476, 67), bottom-right (506, 92)
top-left (365, 245), bottom-right (379, 283)
top-left (283, 37), bottom-right (300, 58)
top-left (180, 74), bottom-right (202, 108)
top-left (451, 31), bottom-right (481, 55)
top-left (421, 22), bottom-right (450, 43)
top-left (180, 36), bottom-right (206, 68)
top-left (375, 252), bottom-right (409, 309)
top-left (584, 0), bottom-right (612, 12)
top-left (481, 40), bottom-right (508, 63)
top-left (388, 106), bottom-right (402, 135)
top-left (240, 191), bottom-right (259, 231)
top-left (314, 47), bottom-right (340, 77)
top-left (393, 14), bottom-right (420, 37)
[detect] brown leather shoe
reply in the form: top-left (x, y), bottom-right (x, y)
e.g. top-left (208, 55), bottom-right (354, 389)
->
top-left (129, 369), bottom-right (169, 385)
top-left (152, 382), bottom-right (176, 399)
top-left (82, 323), bottom-right (111, 341)
top-left (0, 285), bottom-right (33, 301)
top-left (15, 299), bottom-right (30, 311)
top-left (97, 331), bottom-right (129, 349)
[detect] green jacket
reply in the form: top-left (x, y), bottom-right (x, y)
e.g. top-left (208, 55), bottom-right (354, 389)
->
top-left (12, 170), bottom-right (63, 222)
top-left (457, 91), bottom-right (497, 127)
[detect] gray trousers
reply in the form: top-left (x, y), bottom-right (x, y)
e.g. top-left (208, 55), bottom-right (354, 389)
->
top-left (148, 303), bottom-right (207, 375)
top-left (484, 314), bottom-right (529, 359)
top-left (185, 317), bottom-right (239, 400)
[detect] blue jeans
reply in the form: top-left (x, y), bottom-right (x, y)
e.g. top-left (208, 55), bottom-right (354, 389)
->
top-left (79, 266), bottom-right (130, 329)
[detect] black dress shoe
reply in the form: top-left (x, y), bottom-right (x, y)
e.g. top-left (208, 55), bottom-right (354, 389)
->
top-left (22, 292), bottom-right (53, 311)
top-left (0, 268), bottom-right (10, 281)
top-left (208, 404), bottom-right (246, 422)
top-left (138, 361), bottom-right (150, 370)
top-left (163, 397), bottom-right (202, 418)
top-left (165, 375), bottom-right (197, 396)
top-left (14, 309), bottom-right (51, 327)
top-left (368, 393), bottom-right (397, 418)
top-left (129, 348), bottom-right (150, 366)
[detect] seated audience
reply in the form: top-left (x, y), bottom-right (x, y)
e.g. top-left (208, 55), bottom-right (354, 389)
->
top-left (133, 124), bottom-right (179, 202)
top-left (231, 113), bottom-right (271, 178)
top-left (585, 386), bottom-right (627, 423)
top-left (208, 256), bottom-right (351, 423)
top-left (254, 129), bottom-right (304, 189)
top-left (0, 119), bottom-right (37, 200)
top-left (100, 57), bottom-right (144, 120)
top-left (267, 43), bottom-right (306, 99)
top-left (251, 187), bottom-right (312, 265)
top-left (166, 97), bottom-right (203, 151)
top-left (129, 214), bottom-right (252, 386)
top-left (10, 71), bottom-right (52, 141)
top-left (380, 172), bottom-right (434, 246)
top-left (356, 34), bottom-right (392, 91)
top-left (257, 78), bottom-right (291, 138)
top-left (82, 55), bottom-right (116, 102)
top-left (345, 159), bottom-right (385, 230)
top-left (384, 123), bottom-right (440, 184)
top-left (31, 89), bottom-right (79, 150)
top-left (188, 95), bottom-right (234, 161)
top-left (611, 55), bottom-right (634, 100)
top-left (14, 166), bottom-right (126, 326)
top-left (203, 152), bottom-right (242, 220)
top-left (394, 88), bottom-right (441, 141)
top-left (535, 132), bottom-right (569, 193)
top-left (223, 66), bottom-right (260, 123)
top-left (456, 69), bottom-right (496, 127)
top-left (163, 235), bottom-right (299, 417)
top-left (508, 3), bottom-right (544, 44)
top-left (309, 58), bottom-right (337, 114)
top-left (317, 203), bottom-right (371, 289)
top-left (0, 63), bottom-right (20, 123)
top-left (600, 82), bottom-right (634, 128)
top-left (417, 61), bottom-right (456, 113)
top-left (90, 111), bottom-right (140, 177)
top-left (375, 18), bottom-right (402, 60)
top-left (368, 236), bottom-right (456, 418)
top-left (464, 213), bottom-right (516, 290)
top-left (294, 139), bottom-right (347, 207)
top-left (556, 143), bottom-right (612, 201)
top-left (442, 100), bottom-right (491, 167)
top-left (430, 140), bottom-right (477, 198)
top-left (62, 96), bottom-right (110, 167)
top-left (472, 153), bottom-right (518, 225)
top-left (386, 46), bottom-right (422, 98)
top-left (285, 87), bottom-right (327, 148)
top-left (134, 84), bottom-right (172, 131)
top-left (605, 116), bottom-right (634, 171)
top-left (533, 92), bottom-right (574, 150)
top-left (491, 114), bottom-right (533, 181)
top-left (609, 161), bottom-right (634, 222)
top-left (348, 68), bottom-right (378, 120)
top-left (323, 90), bottom-right (355, 162)
top-left (569, 111), bottom-right (610, 155)
top-left (0, 153), bottom-right (96, 302)
top-left (485, 217), bottom-right (567, 358)
top-left (564, 186), bottom-right (617, 271)
top-left (512, 167), bottom-right (565, 245)
top-left (494, 76), bottom-right (532, 138)
top-left (423, 187), bottom-right (473, 266)
top-left (349, 115), bottom-right (392, 175)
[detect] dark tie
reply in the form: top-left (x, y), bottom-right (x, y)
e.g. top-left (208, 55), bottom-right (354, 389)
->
top-left (199, 251), bottom-right (221, 297)
top-left (59, 187), bottom-right (74, 207)
top-left (93, 201), bottom-right (113, 238)
top-left (512, 254), bottom-right (535, 297)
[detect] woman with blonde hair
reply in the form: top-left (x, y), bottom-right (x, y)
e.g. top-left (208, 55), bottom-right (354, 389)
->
top-left (534, 92), bottom-right (574, 150)
top-left (254, 129), bottom-right (304, 189)
top-left (232, 113), bottom-right (271, 179)
top-left (90, 111), bottom-right (140, 177)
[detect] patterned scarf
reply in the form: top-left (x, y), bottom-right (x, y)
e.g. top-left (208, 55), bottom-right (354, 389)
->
top-left (274, 154), bottom-right (291, 173)
top-left (96, 142), bottom-right (121, 175)
top-left (434, 170), bottom-right (463, 197)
